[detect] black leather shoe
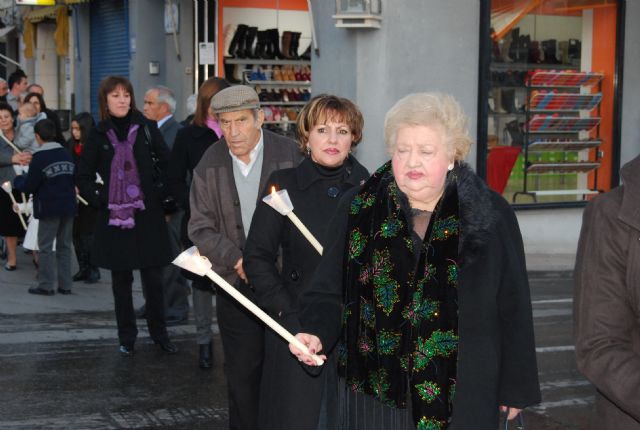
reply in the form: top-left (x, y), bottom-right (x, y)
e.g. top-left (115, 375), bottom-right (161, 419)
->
top-left (119, 345), bottom-right (135, 357)
top-left (28, 286), bottom-right (55, 296)
top-left (84, 268), bottom-right (100, 284)
top-left (199, 343), bottom-right (213, 369)
top-left (57, 287), bottom-right (72, 295)
top-left (4, 263), bottom-right (16, 271)
top-left (72, 268), bottom-right (87, 282)
top-left (156, 341), bottom-right (178, 354)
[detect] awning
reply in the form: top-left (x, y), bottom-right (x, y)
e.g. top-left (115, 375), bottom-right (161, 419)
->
top-left (23, 5), bottom-right (58, 23)
top-left (0, 26), bottom-right (15, 40)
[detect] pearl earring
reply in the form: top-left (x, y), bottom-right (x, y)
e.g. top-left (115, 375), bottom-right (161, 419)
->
top-left (448, 163), bottom-right (454, 171)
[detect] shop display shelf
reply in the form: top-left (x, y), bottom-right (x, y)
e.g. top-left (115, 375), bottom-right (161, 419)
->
top-left (526, 161), bottom-right (600, 173)
top-left (528, 139), bottom-right (601, 152)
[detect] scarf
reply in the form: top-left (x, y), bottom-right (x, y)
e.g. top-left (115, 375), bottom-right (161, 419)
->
top-left (106, 124), bottom-right (145, 229)
top-left (340, 161), bottom-right (460, 429)
top-left (206, 117), bottom-right (223, 138)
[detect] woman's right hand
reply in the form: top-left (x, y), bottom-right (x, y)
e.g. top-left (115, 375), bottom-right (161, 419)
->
top-left (11, 152), bottom-right (32, 166)
top-left (289, 333), bottom-right (326, 366)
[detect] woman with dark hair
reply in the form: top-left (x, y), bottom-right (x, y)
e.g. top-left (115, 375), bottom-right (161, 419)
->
top-left (0, 102), bottom-right (31, 270)
top-left (77, 76), bottom-right (176, 357)
top-left (243, 94), bottom-right (369, 429)
top-left (23, 92), bottom-right (64, 144)
top-left (167, 76), bottom-right (230, 369)
top-left (67, 112), bottom-right (100, 283)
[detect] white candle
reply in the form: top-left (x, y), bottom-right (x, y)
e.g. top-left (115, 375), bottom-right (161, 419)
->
top-left (267, 187), bottom-right (323, 255)
top-left (77, 194), bottom-right (89, 206)
top-left (1, 181), bottom-right (27, 230)
top-left (173, 247), bottom-right (325, 366)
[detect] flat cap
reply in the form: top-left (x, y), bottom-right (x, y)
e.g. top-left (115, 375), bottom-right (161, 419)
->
top-left (210, 85), bottom-right (260, 114)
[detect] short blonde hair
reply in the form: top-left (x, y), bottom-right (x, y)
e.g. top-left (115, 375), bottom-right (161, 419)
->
top-left (296, 94), bottom-right (364, 153)
top-left (383, 92), bottom-right (472, 161)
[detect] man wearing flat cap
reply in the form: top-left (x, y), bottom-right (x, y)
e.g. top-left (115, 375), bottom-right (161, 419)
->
top-left (188, 85), bottom-right (301, 430)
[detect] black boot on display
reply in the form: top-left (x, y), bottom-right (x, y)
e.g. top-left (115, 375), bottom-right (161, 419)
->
top-left (226, 24), bottom-right (248, 58)
top-left (269, 29), bottom-right (283, 59)
top-left (199, 343), bottom-right (213, 369)
top-left (504, 120), bottom-right (524, 146)
top-left (508, 27), bottom-right (520, 62)
top-left (501, 88), bottom-right (518, 114)
top-left (243, 26), bottom-right (258, 59)
top-left (255, 30), bottom-right (268, 59)
top-left (289, 32), bottom-right (301, 58)
top-left (542, 39), bottom-right (560, 64)
top-left (300, 42), bottom-right (311, 60)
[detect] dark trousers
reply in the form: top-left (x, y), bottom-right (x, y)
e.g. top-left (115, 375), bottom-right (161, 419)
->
top-left (111, 267), bottom-right (169, 347)
top-left (162, 210), bottom-right (189, 319)
top-left (217, 286), bottom-right (265, 430)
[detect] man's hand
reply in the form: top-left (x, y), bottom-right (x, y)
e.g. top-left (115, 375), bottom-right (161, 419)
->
top-left (234, 258), bottom-right (247, 282)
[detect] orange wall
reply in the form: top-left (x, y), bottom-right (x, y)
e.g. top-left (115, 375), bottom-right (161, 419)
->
top-left (217, 0), bottom-right (309, 71)
top-left (590, 6), bottom-right (617, 191)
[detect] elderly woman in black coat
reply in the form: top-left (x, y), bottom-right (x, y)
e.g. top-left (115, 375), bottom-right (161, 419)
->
top-left (167, 76), bottom-right (230, 369)
top-left (243, 94), bottom-right (369, 430)
top-left (290, 93), bottom-right (540, 429)
top-left (77, 76), bottom-right (176, 357)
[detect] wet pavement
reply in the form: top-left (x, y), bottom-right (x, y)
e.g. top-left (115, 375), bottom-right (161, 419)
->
top-left (0, 248), bottom-right (593, 429)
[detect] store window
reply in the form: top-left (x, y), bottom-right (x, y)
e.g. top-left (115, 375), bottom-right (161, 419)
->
top-left (217, 0), bottom-right (312, 139)
top-left (480, 0), bottom-right (623, 206)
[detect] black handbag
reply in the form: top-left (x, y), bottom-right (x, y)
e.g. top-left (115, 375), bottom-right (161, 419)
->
top-left (142, 124), bottom-right (178, 214)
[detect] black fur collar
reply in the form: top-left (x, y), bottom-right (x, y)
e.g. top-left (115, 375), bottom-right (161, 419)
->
top-left (453, 162), bottom-right (498, 267)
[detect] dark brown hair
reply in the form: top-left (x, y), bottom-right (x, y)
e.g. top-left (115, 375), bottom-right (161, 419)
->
top-left (295, 94), bottom-right (364, 152)
top-left (193, 77), bottom-right (230, 127)
top-left (97, 76), bottom-right (137, 121)
top-left (24, 92), bottom-right (47, 113)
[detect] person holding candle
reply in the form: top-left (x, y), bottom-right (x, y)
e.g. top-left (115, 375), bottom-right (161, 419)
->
top-left (13, 119), bottom-right (77, 295)
top-left (188, 85), bottom-right (301, 430)
top-left (0, 102), bottom-right (31, 271)
top-left (242, 94), bottom-right (369, 430)
top-left (76, 76), bottom-right (177, 357)
top-left (289, 93), bottom-right (540, 429)
top-left (167, 76), bottom-right (230, 368)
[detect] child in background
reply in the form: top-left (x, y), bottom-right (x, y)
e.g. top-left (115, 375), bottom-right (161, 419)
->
top-left (14, 102), bottom-right (46, 153)
top-left (14, 119), bottom-right (77, 295)
top-left (67, 112), bottom-right (100, 283)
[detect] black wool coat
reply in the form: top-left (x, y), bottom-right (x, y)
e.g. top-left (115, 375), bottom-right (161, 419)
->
top-left (243, 156), bottom-right (369, 430)
top-left (167, 123), bottom-right (219, 288)
top-left (298, 162), bottom-right (541, 430)
top-left (67, 138), bottom-right (99, 236)
top-left (76, 110), bottom-right (172, 271)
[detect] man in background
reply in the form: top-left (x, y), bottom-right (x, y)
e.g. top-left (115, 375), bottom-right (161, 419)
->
top-left (574, 154), bottom-right (640, 429)
top-left (144, 86), bottom-right (182, 150)
top-left (142, 85), bottom-right (189, 326)
top-left (6, 69), bottom-right (28, 112)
